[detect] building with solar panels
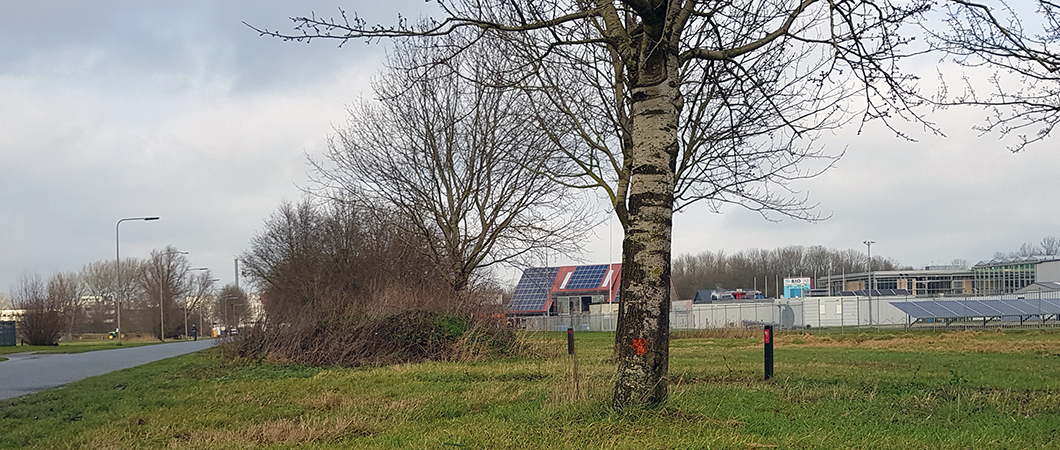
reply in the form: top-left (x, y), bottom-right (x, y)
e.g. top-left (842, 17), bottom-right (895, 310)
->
top-left (507, 264), bottom-right (622, 316)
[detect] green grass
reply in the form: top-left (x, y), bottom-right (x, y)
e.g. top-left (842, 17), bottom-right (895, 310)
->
top-left (1, 329), bottom-right (1059, 449)
top-left (0, 339), bottom-right (167, 356)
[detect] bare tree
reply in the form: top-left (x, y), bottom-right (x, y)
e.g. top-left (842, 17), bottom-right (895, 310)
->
top-left (929, 0), bottom-right (1060, 151)
top-left (315, 33), bottom-right (592, 291)
top-left (253, 0), bottom-right (931, 407)
top-left (182, 270), bottom-right (216, 337)
top-left (80, 258), bottom-right (144, 334)
top-left (672, 245), bottom-right (904, 297)
top-left (13, 273), bottom-right (63, 345)
top-left (215, 284), bottom-right (248, 331)
top-left (1018, 242), bottom-right (1044, 257)
top-left (139, 247), bottom-right (193, 340)
top-left (48, 272), bottom-right (82, 340)
top-left (1041, 236), bottom-right (1060, 256)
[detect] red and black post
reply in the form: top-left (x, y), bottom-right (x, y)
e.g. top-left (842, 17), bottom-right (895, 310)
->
top-left (567, 327), bottom-right (575, 355)
top-left (764, 325), bottom-right (774, 380)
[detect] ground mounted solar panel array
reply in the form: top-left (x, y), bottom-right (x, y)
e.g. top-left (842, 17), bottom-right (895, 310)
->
top-left (839, 289), bottom-right (911, 297)
top-left (563, 264), bottom-right (611, 290)
top-left (890, 299), bottom-right (1060, 325)
top-left (507, 267), bottom-right (560, 313)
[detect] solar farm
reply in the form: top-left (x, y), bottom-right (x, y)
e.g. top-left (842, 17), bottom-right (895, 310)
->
top-left (891, 298), bottom-right (1060, 326)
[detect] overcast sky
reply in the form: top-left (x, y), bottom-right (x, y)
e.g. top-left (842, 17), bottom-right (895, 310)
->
top-left (2, 2), bottom-right (1057, 299)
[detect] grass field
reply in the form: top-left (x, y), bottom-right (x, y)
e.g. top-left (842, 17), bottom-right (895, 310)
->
top-left (0, 337), bottom-right (167, 358)
top-left (1, 328), bottom-right (1058, 449)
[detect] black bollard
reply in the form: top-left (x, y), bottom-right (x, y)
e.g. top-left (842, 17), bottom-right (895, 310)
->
top-left (764, 325), bottom-right (774, 380)
top-left (567, 327), bottom-right (575, 355)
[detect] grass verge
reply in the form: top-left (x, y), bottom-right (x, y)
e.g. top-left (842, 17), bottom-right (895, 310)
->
top-left (1, 329), bottom-right (1059, 449)
top-left (0, 338), bottom-right (169, 356)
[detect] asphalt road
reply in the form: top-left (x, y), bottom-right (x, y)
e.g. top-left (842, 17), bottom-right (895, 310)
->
top-left (0, 339), bottom-right (216, 401)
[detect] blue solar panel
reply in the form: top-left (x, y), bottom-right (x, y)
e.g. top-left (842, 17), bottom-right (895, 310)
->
top-left (508, 267), bottom-right (559, 312)
top-left (890, 299), bottom-right (1060, 320)
top-left (891, 302), bottom-right (932, 317)
top-left (981, 300), bottom-right (1028, 316)
top-left (1042, 299), bottom-right (1060, 314)
top-left (563, 264), bottom-right (610, 290)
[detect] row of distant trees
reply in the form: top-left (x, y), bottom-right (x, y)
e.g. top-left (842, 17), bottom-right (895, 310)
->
top-left (672, 245), bottom-right (905, 299)
top-left (8, 248), bottom-right (249, 345)
top-left (995, 237), bottom-right (1060, 259)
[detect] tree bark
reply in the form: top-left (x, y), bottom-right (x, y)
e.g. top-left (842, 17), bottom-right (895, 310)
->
top-left (612, 57), bottom-right (680, 407)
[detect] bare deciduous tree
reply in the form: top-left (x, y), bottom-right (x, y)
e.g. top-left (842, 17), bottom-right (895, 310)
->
top-left (929, 0), bottom-right (1060, 151)
top-left (215, 284), bottom-right (248, 331)
top-left (182, 270), bottom-right (216, 336)
top-left (1019, 242), bottom-right (1044, 257)
top-left (315, 33), bottom-right (592, 291)
top-left (253, 0), bottom-right (932, 406)
top-left (672, 245), bottom-right (904, 298)
top-left (1041, 236), bottom-right (1060, 256)
top-left (80, 258), bottom-right (144, 334)
top-left (13, 273), bottom-right (63, 345)
top-left (139, 247), bottom-right (194, 340)
top-left (48, 272), bottom-right (82, 340)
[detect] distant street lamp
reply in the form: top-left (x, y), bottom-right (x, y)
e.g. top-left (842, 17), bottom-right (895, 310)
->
top-left (116, 216), bottom-right (159, 345)
top-left (159, 250), bottom-right (189, 341)
top-left (864, 240), bottom-right (875, 326)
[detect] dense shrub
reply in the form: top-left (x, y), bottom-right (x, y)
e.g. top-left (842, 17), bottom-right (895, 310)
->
top-left (223, 302), bottom-right (517, 367)
top-left (232, 198), bottom-right (517, 366)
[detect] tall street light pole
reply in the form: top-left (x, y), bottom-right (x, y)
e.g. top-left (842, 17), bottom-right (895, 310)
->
top-left (864, 240), bottom-right (875, 326)
top-left (116, 216), bottom-right (159, 345)
top-left (159, 250), bottom-right (189, 341)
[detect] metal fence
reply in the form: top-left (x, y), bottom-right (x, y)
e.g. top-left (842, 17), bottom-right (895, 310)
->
top-left (0, 321), bottom-right (16, 346)
top-left (511, 295), bottom-right (1011, 332)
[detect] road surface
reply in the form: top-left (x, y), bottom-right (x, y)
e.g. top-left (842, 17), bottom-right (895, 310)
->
top-left (0, 339), bottom-right (216, 400)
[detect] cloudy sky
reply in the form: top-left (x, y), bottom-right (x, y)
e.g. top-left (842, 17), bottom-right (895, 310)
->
top-left (2, 1), bottom-right (1057, 298)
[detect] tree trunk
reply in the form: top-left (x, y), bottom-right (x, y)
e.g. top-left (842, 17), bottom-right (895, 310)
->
top-left (612, 64), bottom-right (680, 407)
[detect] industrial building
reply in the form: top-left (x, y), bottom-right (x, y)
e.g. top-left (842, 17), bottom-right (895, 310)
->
top-left (813, 256), bottom-right (1060, 298)
top-left (506, 255), bottom-right (1060, 331)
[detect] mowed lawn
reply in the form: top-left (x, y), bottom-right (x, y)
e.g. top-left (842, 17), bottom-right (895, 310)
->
top-left (1, 329), bottom-right (1059, 449)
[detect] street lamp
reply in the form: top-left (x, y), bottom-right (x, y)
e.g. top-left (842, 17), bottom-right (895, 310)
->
top-left (864, 240), bottom-right (875, 326)
top-left (116, 216), bottom-right (159, 345)
top-left (159, 250), bottom-right (188, 341)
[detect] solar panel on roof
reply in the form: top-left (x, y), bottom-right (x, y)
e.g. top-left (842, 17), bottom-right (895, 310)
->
top-left (563, 264), bottom-right (610, 290)
top-left (508, 267), bottom-right (559, 312)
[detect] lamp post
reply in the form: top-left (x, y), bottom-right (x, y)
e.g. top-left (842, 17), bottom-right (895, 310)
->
top-left (159, 250), bottom-right (188, 341)
top-left (116, 216), bottom-right (159, 345)
top-left (864, 240), bottom-right (875, 326)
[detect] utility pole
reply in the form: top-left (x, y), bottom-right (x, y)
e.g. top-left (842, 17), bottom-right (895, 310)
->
top-left (864, 240), bottom-right (875, 326)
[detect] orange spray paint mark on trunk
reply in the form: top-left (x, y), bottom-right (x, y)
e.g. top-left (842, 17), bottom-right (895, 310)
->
top-left (631, 338), bottom-right (648, 356)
